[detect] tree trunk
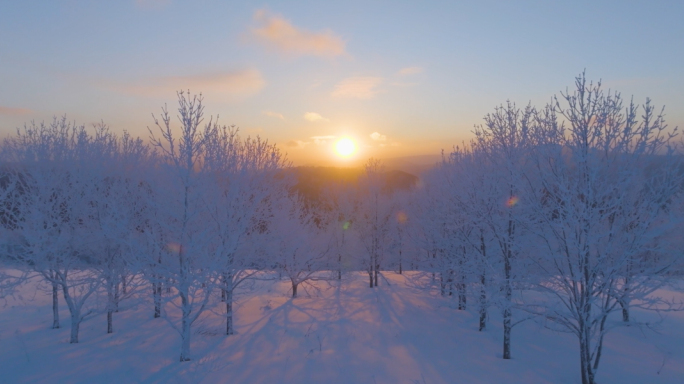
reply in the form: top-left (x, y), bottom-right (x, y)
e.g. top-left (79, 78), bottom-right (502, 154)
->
top-left (502, 223), bottom-right (513, 359)
top-left (458, 283), bottom-right (466, 310)
top-left (503, 306), bottom-right (511, 359)
top-left (52, 282), bottom-right (60, 329)
top-left (479, 232), bottom-right (487, 331)
top-left (61, 283), bottom-right (82, 344)
top-left (457, 270), bottom-right (466, 309)
top-left (479, 273), bottom-right (487, 331)
top-left (620, 300), bottom-right (629, 322)
top-left (225, 289), bottom-right (234, 336)
top-left (440, 272), bottom-right (445, 297)
top-left (502, 272), bottom-right (512, 358)
top-left (107, 309), bottom-right (113, 334)
top-left (107, 283), bottom-right (115, 333)
top-left (593, 314), bottom-right (608, 371)
top-left (220, 273), bottom-right (227, 302)
top-left (153, 281), bottom-right (161, 318)
top-left (70, 311), bottom-right (80, 344)
top-left (179, 291), bottom-right (191, 361)
top-left (292, 282), bottom-right (298, 298)
top-left (374, 262), bottom-right (379, 287)
top-left (579, 322), bottom-right (597, 384)
top-left (448, 270), bottom-right (454, 297)
top-left (621, 267), bottom-right (632, 323)
top-left (114, 280), bottom-right (119, 313)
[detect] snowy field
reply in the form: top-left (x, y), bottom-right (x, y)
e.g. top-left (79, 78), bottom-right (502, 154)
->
top-left (1, 272), bottom-right (683, 384)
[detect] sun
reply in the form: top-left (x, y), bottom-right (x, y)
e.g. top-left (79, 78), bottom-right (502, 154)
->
top-left (335, 137), bottom-right (357, 158)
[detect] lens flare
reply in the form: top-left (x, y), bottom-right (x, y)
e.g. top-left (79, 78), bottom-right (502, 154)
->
top-left (506, 196), bottom-right (519, 207)
top-left (166, 242), bottom-right (182, 253)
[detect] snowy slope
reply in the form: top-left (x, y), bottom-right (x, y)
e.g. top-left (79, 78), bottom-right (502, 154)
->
top-left (1, 272), bottom-right (683, 384)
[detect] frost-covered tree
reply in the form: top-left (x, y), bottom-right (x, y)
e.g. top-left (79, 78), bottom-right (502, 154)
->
top-left (145, 92), bottom-right (218, 361)
top-left (0, 165), bottom-right (27, 300)
top-left (523, 73), bottom-right (683, 384)
top-left (469, 102), bottom-right (536, 359)
top-left (386, 191), bottom-right (411, 275)
top-left (430, 148), bottom-right (494, 328)
top-left (326, 181), bottom-right (358, 280)
top-left (355, 159), bottom-right (394, 288)
top-left (202, 125), bottom-right (291, 335)
top-left (412, 171), bottom-right (456, 298)
top-left (2, 118), bottom-right (125, 342)
top-left (271, 193), bottom-right (332, 298)
top-left (86, 132), bottom-right (151, 334)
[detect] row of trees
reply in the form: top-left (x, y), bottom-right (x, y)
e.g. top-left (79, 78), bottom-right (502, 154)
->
top-left (1, 75), bottom-right (683, 383)
top-left (412, 74), bottom-right (684, 384)
top-left (0, 91), bottom-right (413, 362)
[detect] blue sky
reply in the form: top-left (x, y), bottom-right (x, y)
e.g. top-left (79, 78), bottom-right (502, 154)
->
top-left (1, 0), bottom-right (683, 165)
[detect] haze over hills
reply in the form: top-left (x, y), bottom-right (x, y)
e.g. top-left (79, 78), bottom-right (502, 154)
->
top-left (292, 154), bottom-right (442, 176)
top-left (379, 154), bottom-right (442, 176)
top-left (291, 166), bottom-right (419, 202)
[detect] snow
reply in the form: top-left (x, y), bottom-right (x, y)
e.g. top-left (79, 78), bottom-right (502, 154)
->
top-left (1, 272), bottom-right (683, 384)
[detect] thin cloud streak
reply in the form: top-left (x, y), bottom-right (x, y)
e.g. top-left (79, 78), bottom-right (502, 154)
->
top-left (250, 9), bottom-right (346, 57)
top-left (263, 111), bottom-right (285, 120)
top-left (331, 77), bottom-right (382, 99)
top-left (398, 66), bottom-right (424, 75)
top-left (310, 135), bottom-right (336, 144)
top-left (0, 106), bottom-right (32, 116)
top-left (370, 132), bottom-right (387, 141)
top-left (304, 112), bottom-right (329, 122)
top-left (107, 69), bottom-right (265, 100)
top-left (284, 139), bottom-right (309, 149)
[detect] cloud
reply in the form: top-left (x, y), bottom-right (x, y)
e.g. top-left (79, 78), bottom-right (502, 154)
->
top-left (263, 111), bottom-right (285, 120)
top-left (285, 140), bottom-right (309, 149)
top-left (331, 77), bottom-right (382, 99)
top-left (0, 106), bottom-right (32, 116)
top-left (310, 135), bottom-right (336, 145)
top-left (398, 66), bottom-right (424, 75)
top-left (108, 69), bottom-right (265, 100)
top-left (250, 10), bottom-right (346, 57)
top-left (304, 112), bottom-right (329, 122)
top-left (370, 132), bottom-right (387, 141)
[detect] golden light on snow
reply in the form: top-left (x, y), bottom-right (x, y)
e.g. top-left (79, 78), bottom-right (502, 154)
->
top-left (507, 196), bottom-right (519, 207)
top-left (335, 137), bottom-right (357, 157)
top-left (396, 211), bottom-right (408, 224)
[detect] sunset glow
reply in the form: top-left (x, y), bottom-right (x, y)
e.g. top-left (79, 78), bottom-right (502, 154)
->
top-left (1, 3), bottom-right (683, 383)
top-left (0, 4), bottom-right (681, 167)
top-left (335, 138), bottom-right (357, 158)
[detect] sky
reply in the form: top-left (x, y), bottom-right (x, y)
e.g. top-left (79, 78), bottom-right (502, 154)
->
top-left (1, 0), bottom-right (683, 167)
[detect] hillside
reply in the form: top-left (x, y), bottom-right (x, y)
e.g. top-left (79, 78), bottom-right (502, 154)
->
top-left (290, 166), bottom-right (419, 201)
top-left (1, 273), bottom-right (682, 383)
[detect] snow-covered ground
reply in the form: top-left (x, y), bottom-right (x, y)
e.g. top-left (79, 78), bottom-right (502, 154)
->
top-left (1, 272), bottom-right (683, 384)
